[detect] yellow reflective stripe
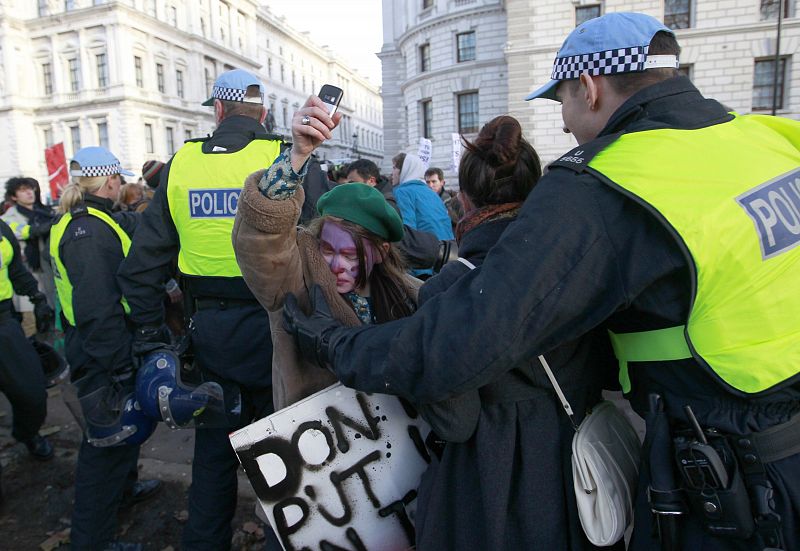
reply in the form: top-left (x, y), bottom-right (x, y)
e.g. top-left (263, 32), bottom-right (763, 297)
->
top-left (609, 326), bottom-right (692, 393)
top-left (50, 207), bottom-right (131, 325)
top-left (0, 235), bottom-right (13, 301)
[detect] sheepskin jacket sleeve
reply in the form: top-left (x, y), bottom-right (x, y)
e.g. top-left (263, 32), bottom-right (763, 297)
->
top-left (233, 169), bottom-right (360, 409)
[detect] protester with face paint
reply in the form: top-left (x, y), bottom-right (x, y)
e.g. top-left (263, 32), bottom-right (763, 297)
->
top-left (232, 95), bottom-right (420, 411)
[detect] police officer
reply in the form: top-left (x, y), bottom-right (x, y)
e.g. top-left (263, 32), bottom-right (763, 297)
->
top-left (0, 217), bottom-right (54, 502)
top-left (283, 13), bottom-right (800, 551)
top-left (52, 147), bottom-right (160, 551)
top-left (118, 69), bottom-right (280, 550)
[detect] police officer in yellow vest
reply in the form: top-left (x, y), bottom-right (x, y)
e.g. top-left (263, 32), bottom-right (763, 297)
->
top-left (118, 68), bottom-right (281, 550)
top-left (0, 217), bottom-right (54, 501)
top-left (282, 13), bottom-right (800, 551)
top-left (52, 147), bottom-right (160, 551)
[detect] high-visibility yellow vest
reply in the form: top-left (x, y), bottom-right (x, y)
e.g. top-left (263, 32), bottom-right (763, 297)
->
top-left (50, 207), bottom-right (131, 325)
top-left (5, 220), bottom-right (30, 241)
top-left (0, 234), bottom-right (14, 301)
top-left (166, 138), bottom-right (281, 277)
top-left (586, 114), bottom-right (800, 396)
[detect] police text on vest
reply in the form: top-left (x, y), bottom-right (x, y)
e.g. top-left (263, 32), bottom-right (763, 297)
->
top-left (737, 168), bottom-right (800, 259)
top-left (188, 189), bottom-right (240, 218)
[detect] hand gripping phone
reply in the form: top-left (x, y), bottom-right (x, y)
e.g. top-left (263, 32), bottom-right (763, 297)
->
top-left (318, 84), bottom-right (343, 116)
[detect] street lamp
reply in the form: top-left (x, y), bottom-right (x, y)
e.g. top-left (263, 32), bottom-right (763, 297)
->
top-left (351, 131), bottom-right (359, 159)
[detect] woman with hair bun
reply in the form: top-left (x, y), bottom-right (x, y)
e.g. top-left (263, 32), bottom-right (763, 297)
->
top-left (403, 116), bottom-right (619, 550)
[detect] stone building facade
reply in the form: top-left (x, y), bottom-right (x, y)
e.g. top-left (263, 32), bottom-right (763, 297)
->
top-left (0, 0), bottom-right (383, 195)
top-left (382, 0), bottom-right (799, 179)
top-left (379, 0), bottom-right (508, 175)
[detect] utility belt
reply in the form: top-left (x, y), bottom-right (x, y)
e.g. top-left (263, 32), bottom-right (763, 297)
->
top-left (647, 394), bottom-right (800, 550)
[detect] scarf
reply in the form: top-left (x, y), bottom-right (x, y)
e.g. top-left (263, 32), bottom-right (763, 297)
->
top-left (455, 202), bottom-right (523, 244)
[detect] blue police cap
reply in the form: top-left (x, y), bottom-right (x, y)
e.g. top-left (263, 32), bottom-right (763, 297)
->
top-left (70, 146), bottom-right (134, 178)
top-left (202, 68), bottom-right (265, 106)
top-left (525, 12), bottom-right (678, 102)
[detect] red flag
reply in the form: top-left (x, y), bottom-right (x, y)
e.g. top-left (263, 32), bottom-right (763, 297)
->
top-left (45, 142), bottom-right (68, 200)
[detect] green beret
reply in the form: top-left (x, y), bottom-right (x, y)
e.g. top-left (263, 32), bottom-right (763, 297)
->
top-left (316, 183), bottom-right (404, 242)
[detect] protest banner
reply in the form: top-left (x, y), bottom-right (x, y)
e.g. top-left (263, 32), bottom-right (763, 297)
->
top-left (45, 142), bottom-right (68, 200)
top-left (230, 383), bottom-right (433, 551)
top-left (450, 133), bottom-right (463, 172)
top-left (417, 138), bottom-right (432, 169)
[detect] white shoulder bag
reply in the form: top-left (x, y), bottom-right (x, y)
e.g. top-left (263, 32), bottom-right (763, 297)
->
top-left (538, 355), bottom-right (641, 546)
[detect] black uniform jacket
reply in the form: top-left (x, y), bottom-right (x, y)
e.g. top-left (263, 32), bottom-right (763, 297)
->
top-left (327, 76), bottom-right (800, 549)
top-left (0, 219), bottom-right (39, 313)
top-left (57, 195), bottom-right (139, 394)
top-left (118, 115), bottom-right (273, 326)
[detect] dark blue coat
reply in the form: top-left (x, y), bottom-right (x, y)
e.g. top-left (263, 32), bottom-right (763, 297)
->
top-left (327, 77), bottom-right (800, 550)
top-left (413, 214), bottom-right (616, 550)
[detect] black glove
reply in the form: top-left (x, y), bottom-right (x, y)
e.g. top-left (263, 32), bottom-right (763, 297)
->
top-left (282, 285), bottom-right (343, 368)
top-left (31, 293), bottom-right (53, 334)
top-left (132, 323), bottom-right (172, 357)
top-left (433, 240), bottom-right (459, 273)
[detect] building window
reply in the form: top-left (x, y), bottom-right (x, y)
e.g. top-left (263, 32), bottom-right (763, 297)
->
top-left (65, 0), bottom-right (76, 10)
top-left (205, 68), bottom-right (212, 95)
top-left (134, 56), bottom-right (143, 87)
top-left (168, 6), bottom-right (177, 25)
top-left (156, 63), bottom-right (165, 93)
top-left (575, 4), bottom-right (601, 26)
top-left (145, 123), bottom-right (154, 154)
top-left (184, 128), bottom-right (192, 142)
top-left (677, 64), bottom-right (693, 80)
top-left (43, 128), bottom-right (53, 147)
top-left (166, 126), bottom-right (175, 155)
top-left (176, 69), bottom-right (184, 98)
top-left (96, 53), bottom-right (108, 88)
top-left (268, 58), bottom-right (272, 78)
top-left (292, 70), bottom-right (296, 89)
top-left (421, 99), bottom-right (432, 138)
top-left (42, 62), bottom-right (53, 95)
top-left (419, 43), bottom-right (430, 72)
top-left (664, 0), bottom-right (691, 29)
top-left (457, 92), bottom-right (479, 134)
top-left (422, 0), bottom-right (433, 8)
top-left (200, 17), bottom-right (207, 37)
top-left (38, 0), bottom-right (48, 17)
top-left (146, 0), bottom-right (156, 17)
top-left (280, 64), bottom-right (285, 83)
top-left (753, 58), bottom-right (787, 111)
top-left (70, 125), bottom-right (80, 154)
top-left (68, 58), bottom-right (80, 92)
top-left (97, 122), bottom-right (108, 149)
top-left (761, 0), bottom-right (790, 19)
top-left (457, 31), bottom-right (476, 62)
top-left (282, 105), bottom-right (288, 127)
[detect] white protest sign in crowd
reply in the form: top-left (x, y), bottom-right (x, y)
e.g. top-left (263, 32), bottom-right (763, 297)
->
top-left (417, 138), bottom-right (432, 169)
top-left (230, 384), bottom-right (434, 551)
top-left (450, 133), bottom-right (463, 173)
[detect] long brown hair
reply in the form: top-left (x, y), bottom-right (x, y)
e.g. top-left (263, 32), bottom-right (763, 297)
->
top-left (308, 216), bottom-right (415, 322)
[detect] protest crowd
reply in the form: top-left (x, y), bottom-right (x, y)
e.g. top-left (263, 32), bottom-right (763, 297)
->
top-left (1, 11), bottom-right (799, 551)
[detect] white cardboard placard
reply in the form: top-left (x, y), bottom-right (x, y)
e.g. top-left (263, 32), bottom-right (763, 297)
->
top-left (230, 383), bottom-right (433, 551)
top-left (416, 138), bottom-right (432, 169)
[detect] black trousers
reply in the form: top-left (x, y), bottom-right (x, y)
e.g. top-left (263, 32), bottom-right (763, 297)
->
top-left (0, 316), bottom-right (46, 443)
top-left (182, 303), bottom-right (276, 550)
top-left (70, 440), bottom-right (140, 550)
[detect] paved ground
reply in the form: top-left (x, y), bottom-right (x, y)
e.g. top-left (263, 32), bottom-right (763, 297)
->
top-left (0, 384), bottom-right (268, 550)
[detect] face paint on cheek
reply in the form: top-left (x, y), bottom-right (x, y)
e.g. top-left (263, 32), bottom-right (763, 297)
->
top-left (321, 222), bottom-right (361, 281)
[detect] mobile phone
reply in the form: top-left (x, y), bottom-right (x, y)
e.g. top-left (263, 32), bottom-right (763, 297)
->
top-left (318, 84), bottom-right (343, 116)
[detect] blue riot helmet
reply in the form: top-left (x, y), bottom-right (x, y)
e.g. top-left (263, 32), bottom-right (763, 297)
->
top-left (63, 382), bottom-right (156, 447)
top-left (136, 348), bottom-right (240, 429)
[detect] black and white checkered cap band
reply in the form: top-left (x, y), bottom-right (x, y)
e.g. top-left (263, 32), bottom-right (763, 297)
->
top-left (75, 163), bottom-right (123, 177)
top-left (212, 85), bottom-right (263, 103)
top-left (551, 46), bottom-right (648, 80)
